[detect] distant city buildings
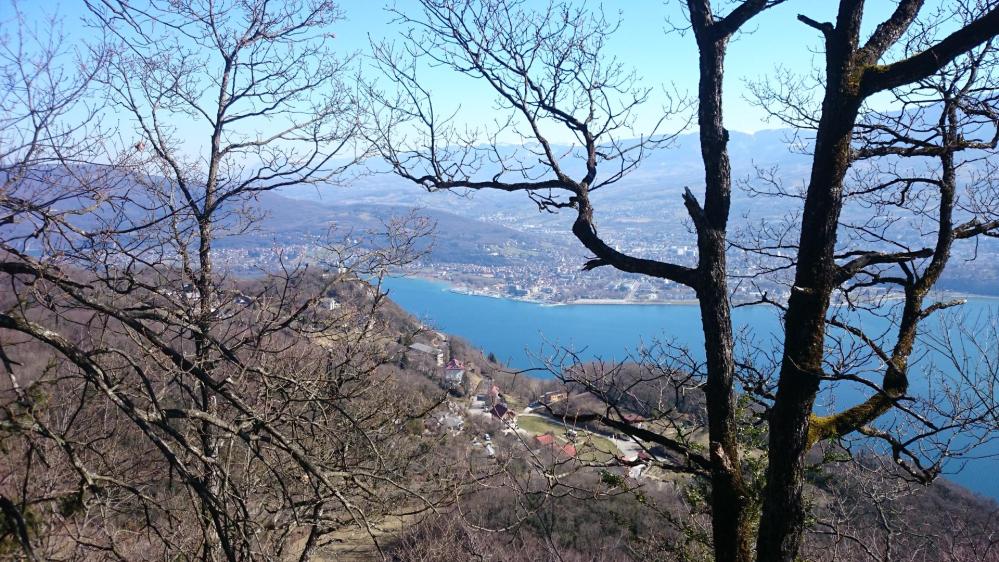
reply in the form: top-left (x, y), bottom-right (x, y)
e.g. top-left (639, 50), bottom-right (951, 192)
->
top-left (200, 202), bottom-right (999, 305)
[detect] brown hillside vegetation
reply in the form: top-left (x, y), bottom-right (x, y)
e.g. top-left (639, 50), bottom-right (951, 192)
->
top-left (3, 1), bottom-right (999, 561)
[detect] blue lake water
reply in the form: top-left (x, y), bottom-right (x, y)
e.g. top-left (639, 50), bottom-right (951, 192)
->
top-left (382, 275), bottom-right (999, 500)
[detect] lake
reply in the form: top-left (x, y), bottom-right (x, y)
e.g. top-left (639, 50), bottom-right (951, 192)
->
top-left (381, 275), bottom-right (999, 500)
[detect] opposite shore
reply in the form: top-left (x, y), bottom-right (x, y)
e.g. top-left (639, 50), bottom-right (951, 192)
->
top-left (393, 271), bottom-right (999, 307)
top-left (396, 272), bottom-right (701, 305)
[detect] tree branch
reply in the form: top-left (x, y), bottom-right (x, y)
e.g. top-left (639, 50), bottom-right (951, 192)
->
top-left (860, 7), bottom-right (999, 96)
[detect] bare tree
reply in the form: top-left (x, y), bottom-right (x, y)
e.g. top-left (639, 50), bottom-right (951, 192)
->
top-left (752, 3), bottom-right (999, 560)
top-left (366, 1), bottom-right (792, 559)
top-left (369, 1), bottom-right (999, 561)
top-left (1, 2), bottom-right (456, 560)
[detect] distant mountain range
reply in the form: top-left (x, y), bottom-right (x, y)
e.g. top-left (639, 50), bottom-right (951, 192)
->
top-left (246, 192), bottom-right (562, 266)
top-left (12, 127), bottom-right (996, 295)
top-left (279, 129), bottom-right (814, 220)
top-left (267, 126), bottom-right (998, 296)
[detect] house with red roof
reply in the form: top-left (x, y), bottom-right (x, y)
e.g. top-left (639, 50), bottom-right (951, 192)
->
top-left (443, 358), bottom-right (465, 388)
top-left (532, 433), bottom-right (577, 460)
top-left (534, 433), bottom-right (555, 446)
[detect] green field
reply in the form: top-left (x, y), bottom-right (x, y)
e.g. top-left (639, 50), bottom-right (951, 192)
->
top-left (516, 414), bottom-right (570, 435)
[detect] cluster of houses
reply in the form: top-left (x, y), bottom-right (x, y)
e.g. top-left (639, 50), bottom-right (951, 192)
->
top-left (404, 338), bottom-right (660, 475)
top-left (161, 283), bottom-right (344, 322)
top-left (427, 380), bottom-right (660, 477)
top-left (405, 335), bottom-right (473, 392)
top-left (159, 283), bottom-right (259, 321)
top-left (161, 283), bottom-right (205, 303)
top-left (163, 281), bottom-right (260, 307)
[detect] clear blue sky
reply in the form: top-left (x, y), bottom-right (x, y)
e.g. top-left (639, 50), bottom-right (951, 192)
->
top-left (22, 1), bottom-right (935, 140)
top-left (331, 0), bottom-right (908, 134)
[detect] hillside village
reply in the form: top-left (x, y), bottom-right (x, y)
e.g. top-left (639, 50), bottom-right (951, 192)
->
top-left (400, 319), bottom-right (703, 485)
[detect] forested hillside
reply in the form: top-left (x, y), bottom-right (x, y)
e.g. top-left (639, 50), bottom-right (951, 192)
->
top-left (3, 1), bottom-right (999, 561)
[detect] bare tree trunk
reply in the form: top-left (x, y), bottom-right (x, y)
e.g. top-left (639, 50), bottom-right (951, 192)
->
top-left (196, 216), bottom-right (224, 562)
top-left (693, 37), bottom-right (753, 562)
top-left (757, 39), bottom-right (864, 562)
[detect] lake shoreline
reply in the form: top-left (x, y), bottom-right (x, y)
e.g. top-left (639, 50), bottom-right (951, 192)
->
top-left (394, 271), bottom-right (999, 307)
top-left (379, 274), bottom-right (999, 501)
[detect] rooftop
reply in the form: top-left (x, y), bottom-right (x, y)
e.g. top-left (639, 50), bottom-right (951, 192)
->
top-left (409, 343), bottom-right (439, 354)
top-left (534, 433), bottom-right (555, 446)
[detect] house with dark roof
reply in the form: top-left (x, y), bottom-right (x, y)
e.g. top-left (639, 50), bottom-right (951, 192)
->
top-left (489, 403), bottom-right (516, 422)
